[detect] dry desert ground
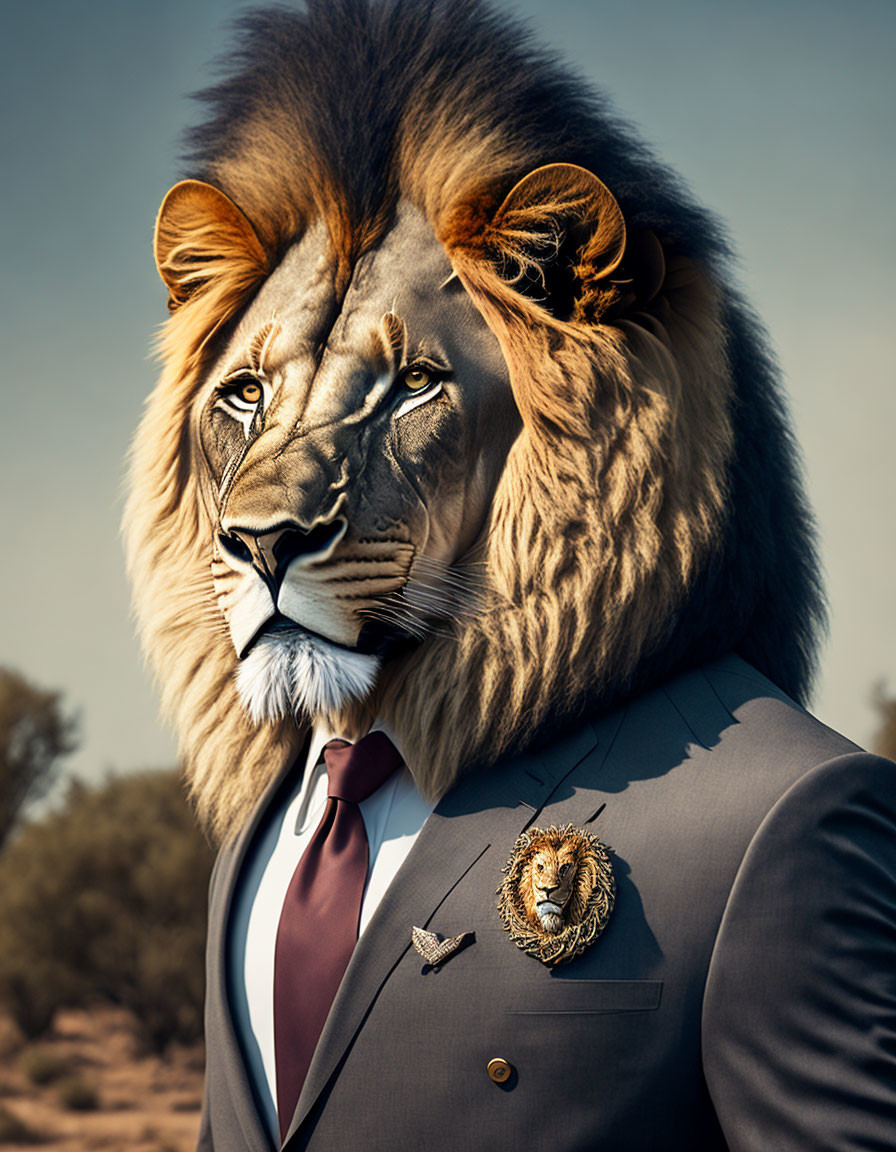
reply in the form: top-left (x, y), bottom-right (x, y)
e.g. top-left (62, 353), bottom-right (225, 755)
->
top-left (0, 1005), bottom-right (203, 1151)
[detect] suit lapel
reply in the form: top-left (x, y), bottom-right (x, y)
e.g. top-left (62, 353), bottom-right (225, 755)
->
top-left (284, 721), bottom-right (599, 1145)
top-left (206, 739), bottom-right (310, 1152)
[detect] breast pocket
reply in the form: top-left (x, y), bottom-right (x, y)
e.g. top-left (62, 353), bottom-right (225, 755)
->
top-left (506, 978), bottom-right (663, 1015)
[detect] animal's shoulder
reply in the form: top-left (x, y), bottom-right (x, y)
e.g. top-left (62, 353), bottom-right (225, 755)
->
top-left (527, 659), bottom-right (887, 971)
top-left (546, 655), bottom-right (864, 846)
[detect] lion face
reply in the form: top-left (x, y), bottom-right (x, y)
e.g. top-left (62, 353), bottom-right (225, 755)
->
top-left (191, 202), bottom-right (519, 722)
top-left (520, 833), bottom-right (585, 935)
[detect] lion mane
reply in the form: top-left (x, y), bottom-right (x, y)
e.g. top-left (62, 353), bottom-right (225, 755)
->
top-left (124, 0), bottom-right (824, 843)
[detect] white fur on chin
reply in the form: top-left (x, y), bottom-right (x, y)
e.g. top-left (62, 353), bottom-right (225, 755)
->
top-left (235, 631), bottom-right (380, 723)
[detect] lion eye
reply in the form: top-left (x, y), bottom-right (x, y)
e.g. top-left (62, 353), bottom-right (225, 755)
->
top-left (392, 362), bottom-right (445, 420)
top-left (535, 862), bottom-right (544, 872)
top-left (236, 380), bottom-right (262, 404)
top-left (559, 862), bottom-right (572, 877)
top-left (399, 365), bottom-right (433, 391)
top-left (218, 374), bottom-right (265, 410)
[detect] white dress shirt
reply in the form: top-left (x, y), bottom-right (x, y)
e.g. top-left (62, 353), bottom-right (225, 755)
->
top-left (227, 723), bottom-right (435, 1141)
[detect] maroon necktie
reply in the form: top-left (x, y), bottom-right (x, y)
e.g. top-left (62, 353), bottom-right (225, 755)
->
top-left (273, 731), bottom-right (402, 1142)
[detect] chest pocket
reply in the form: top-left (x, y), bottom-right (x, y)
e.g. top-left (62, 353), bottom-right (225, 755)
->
top-left (506, 978), bottom-right (662, 1015)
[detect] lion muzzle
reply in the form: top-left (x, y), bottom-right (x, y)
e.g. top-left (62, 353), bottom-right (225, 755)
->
top-left (535, 901), bottom-right (565, 934)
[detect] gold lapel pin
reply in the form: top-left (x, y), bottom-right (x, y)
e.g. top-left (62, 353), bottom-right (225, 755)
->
top-left (411, 926), bottom-right (473, 969)
top-left (496, 823), bottom-right (615, 966)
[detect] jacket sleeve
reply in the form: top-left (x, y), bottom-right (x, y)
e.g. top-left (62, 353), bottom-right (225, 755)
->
top-left (702, 752), bottom-right (896, 1149)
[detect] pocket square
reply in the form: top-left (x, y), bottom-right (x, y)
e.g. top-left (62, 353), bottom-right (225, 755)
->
top-left (411, 925), bottom-right (473, 967)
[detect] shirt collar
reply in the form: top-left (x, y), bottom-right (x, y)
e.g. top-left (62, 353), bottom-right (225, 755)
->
top-left (307, 718), bottom-right (410, 773)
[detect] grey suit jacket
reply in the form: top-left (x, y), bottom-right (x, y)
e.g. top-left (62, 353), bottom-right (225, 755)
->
top-left (198, 655), bottom-right (896, 1150)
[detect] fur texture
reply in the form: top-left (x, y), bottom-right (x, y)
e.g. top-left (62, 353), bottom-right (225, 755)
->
top-left (236, 633), bottom-right (380, 724)
top-left (125, 0), bottom-right (824, 842)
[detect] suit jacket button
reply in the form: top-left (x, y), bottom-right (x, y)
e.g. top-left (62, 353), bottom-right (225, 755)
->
top-left (487, 1058), bottom-right (513, 1083)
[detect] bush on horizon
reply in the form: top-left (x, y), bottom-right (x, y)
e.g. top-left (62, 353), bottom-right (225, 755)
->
top-left (0, 770), bottom-right (213, 1052)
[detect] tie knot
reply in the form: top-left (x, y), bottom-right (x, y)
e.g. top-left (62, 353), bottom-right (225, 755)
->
top-left (323, 731), bottom-right (402, 803)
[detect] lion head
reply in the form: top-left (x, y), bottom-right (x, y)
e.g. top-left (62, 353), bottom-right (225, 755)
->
top-left (519, 828), bottom-right (596, 935)
top-left (498, 824), bottom-right (615, 965)
top-left (124, 1), bottom-right (824, 842)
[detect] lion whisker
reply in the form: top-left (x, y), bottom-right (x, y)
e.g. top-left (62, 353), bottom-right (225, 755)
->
top-left (362, 606), bottom-right (433, 641)
top-left (400, 585), bottom-right (484, 622)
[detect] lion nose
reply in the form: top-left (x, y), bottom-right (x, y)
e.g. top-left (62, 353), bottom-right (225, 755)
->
top-left (218, 517), bottom-right (347, 589)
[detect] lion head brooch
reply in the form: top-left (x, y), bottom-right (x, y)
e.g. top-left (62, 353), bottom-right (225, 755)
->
top-left (497, 824), bottom-right (615, 966)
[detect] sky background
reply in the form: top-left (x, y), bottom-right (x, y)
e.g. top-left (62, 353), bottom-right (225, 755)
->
top-left (1, 0), bottom-right (894, 792)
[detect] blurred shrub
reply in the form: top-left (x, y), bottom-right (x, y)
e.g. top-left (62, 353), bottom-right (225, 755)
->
top-left (0, 771), bottom-right (214, 1052)
top-left (57, 1075), bottom-right (99, 1111)
top-left (21, 1045), bottom-right (69, 1086)
top-left (0, 667), bottom-right (77, 847)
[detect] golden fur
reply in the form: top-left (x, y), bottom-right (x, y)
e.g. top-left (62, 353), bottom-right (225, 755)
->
top-left (124, 7), bottom-right (736, 844)
top-left (365, 242), bottom-right (730, 801)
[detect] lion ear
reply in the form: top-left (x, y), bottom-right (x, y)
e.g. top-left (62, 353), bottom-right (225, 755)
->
top-left (485, 163), bottom-right (628, 322)
top-left (154, 180), bottom-right (269, 313)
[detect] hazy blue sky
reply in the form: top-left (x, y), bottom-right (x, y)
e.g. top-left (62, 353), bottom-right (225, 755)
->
top-left (1, 0), bottom-right (894, 789)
